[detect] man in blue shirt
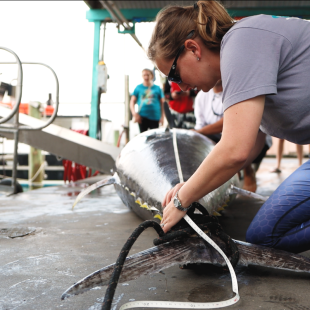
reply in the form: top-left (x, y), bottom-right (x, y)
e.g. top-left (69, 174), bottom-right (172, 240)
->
top-left (130, 69), bottom-right (165, 133)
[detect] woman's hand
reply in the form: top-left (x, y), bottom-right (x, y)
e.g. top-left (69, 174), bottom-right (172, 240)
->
top-left (161, 199), bottom-right (186, 233)
top-left (162, 182), bottom-right (185, 207)
top-left (161, 182), bottom-right (186, 233)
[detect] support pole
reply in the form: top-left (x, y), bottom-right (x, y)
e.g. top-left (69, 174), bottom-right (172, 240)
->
top-left (124, 75), bottom-right (130, 144)
top-left (11, 62), bottom-right (22, 194)
top-left (11, 129), bottom-right (19, 194)
top-left (89, 21), bottom-right (101, 139)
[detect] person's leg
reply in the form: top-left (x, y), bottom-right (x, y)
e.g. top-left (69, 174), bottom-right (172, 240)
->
top-left (277, 139), bottom-right (284, 169)
top-left (138, 117), bottom-right (148, 133)
top-left (243, 140), bottom-right (270, 193)
top-left (296, 144), bottom-right (303, 166)
top-left (246, 159), bottom-right (310, 253)
top-left (252, 143), bottom-right (270, 171)
top-left (243, 164), bottom-right (257, 193)
top-left (271, 138), bottom-right (284, 172)
top-left (148, 119), bottom-right (160, 130)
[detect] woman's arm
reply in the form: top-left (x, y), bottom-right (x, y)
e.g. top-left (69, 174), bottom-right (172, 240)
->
top-left (195, 118), bottom-right (224, 136)
top-left (161, 95), bottom-right (265, 232)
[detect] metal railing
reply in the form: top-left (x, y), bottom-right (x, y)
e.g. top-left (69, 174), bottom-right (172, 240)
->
top-left (0, 46), bottom-right (60, 194)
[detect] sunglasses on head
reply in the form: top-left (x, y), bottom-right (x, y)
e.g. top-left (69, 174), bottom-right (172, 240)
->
top-left (167, 30), bottom-right (195, 84)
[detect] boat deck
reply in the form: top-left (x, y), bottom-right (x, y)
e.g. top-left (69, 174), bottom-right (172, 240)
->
top-left (1, 158), bottom-right (309, 310)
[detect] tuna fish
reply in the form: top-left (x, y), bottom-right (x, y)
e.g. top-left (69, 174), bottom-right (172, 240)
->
top-left (72, 128), bottom-right (240, 221)
top-left (63, 128), bottom-right (310, 301)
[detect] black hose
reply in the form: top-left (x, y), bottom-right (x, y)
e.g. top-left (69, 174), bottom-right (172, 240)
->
top-left (101, 202), bottom-right (239, 310)
top-left (101, 220), bottom-right (164, 310)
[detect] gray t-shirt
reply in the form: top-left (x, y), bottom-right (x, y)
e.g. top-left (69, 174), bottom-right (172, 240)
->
top-left (221, 15), bottom-right (310, 144)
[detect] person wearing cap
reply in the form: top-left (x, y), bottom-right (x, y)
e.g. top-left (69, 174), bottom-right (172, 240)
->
top-left (147, 1), bottom-right (310, 254)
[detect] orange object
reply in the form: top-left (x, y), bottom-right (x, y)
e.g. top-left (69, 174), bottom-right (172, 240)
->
top-left (0, 102), bottom-right (12, 109)
top-left (45, 105), bottom-right (54, 116)
top-left (0, 102), bottom-right (29, 114)
top-left (19, 103), bottom-right (29, 114)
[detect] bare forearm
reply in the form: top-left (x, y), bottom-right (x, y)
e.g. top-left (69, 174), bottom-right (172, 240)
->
top-left (177, 140), bottom-right (244, 207)
top-left (196, 119), bottom-right (223, 136)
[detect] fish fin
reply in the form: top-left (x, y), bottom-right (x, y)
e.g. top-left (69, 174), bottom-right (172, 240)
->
top-left (135, 198), bottom-right (142, 205)
top-left (235, 239), bottom-right (310, 273)
top-left (212, 211), bottom-right (222, 216)
top-left (230, 185), bottom-right (268, 201)
top-left (72, 176), bottom-right (116, 210)
top-left (61, 238), bottom-right (211, 299)
top-left (141, 203), bottom-right (149, 209)
top-left (154, 214), bottom-right (162, 221)
top-left (61, 236), bottom-right (310, 300)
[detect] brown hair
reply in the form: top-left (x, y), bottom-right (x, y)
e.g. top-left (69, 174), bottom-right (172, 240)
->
top-left (142, 68), bottom-right (154, 77)
top-left (147, 0), bottom-right (234, 61)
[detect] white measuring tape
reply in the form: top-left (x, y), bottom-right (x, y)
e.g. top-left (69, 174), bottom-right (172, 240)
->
top-left (120, 129), bottom-right (240, 310)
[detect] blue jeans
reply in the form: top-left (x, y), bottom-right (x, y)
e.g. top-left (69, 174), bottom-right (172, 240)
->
top-left (246, 159), bottom-right (310, 253)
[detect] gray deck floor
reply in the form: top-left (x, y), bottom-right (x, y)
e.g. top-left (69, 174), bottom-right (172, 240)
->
top-left (0, 158), bottom-right (310, 310)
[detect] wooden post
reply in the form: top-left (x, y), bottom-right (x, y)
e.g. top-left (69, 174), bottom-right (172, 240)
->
top-left (28, 102), bottom-right (44, 190)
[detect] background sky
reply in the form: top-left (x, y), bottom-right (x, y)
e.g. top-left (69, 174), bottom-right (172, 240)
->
top-left (0, 1), bottom-right (158, 114)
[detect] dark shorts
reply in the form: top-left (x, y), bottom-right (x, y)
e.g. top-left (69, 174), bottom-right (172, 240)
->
top-left (139, 117), bottom-right (159, 133)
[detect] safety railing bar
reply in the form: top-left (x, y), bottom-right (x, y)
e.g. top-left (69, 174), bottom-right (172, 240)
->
top-left (0, 48), bottom-right (23, 125)
top-left (0, 61), bottom-right (59, 131)
top-left (0, 126), bottom-right (18, 133)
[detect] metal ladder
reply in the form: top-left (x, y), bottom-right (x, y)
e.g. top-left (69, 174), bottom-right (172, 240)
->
top-left (0, 46), bottom-right (60, 194)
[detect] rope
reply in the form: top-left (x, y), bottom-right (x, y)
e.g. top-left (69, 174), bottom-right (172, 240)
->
top-left (28, 161), bottom-right (46, 183)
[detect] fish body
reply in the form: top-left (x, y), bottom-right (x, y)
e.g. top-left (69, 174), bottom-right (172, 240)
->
top-left (113, 128), bottom-right (239, 221)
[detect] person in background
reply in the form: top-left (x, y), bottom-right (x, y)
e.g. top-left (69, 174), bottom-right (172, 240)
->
top-left (130, 68), bottom-right (165, 133)
top-left (271, 139), bottom-right (304, 173)
top-left (194, 79), bottom-right (223, 143)
top-left (164, 79), bottom-right (197, 129)
top-left (194, 80), bottom-right (271, 192)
